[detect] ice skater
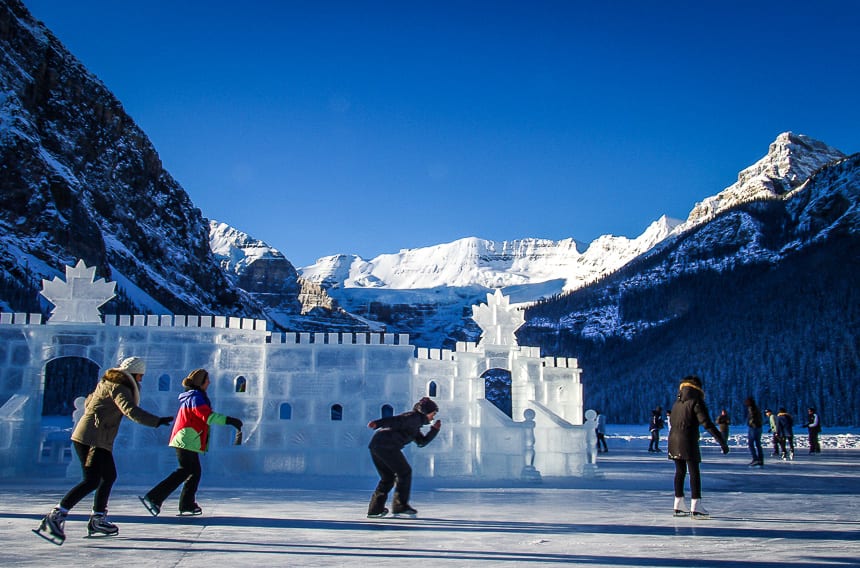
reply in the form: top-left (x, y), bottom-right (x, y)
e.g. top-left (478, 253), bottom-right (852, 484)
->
top-left (667, 375), bottom-right (729, 519)
top-left (34, 357), bottom-right (173, 545)
top-left (776, 407), bottom-right (795, 460)
top-left (648, 406), bottom-right (664, 452)
top-left (139, 368), bottom-right (243, 517)
top-left (366, 397), bottom-right (441, 518)
top-left (804, 407), bottom-right (822, 454)
top-left (596, 410), bottom-right (608, 453)
top-left (744, 397), bottom-right (764, 467)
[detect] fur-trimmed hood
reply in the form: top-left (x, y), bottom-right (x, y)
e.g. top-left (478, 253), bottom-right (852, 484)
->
top-left (101, 368), bottom-right (140, 405)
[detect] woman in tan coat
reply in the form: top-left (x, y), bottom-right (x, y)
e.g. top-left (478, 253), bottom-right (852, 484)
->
top-left (34, 357), bottom-right (173, 545)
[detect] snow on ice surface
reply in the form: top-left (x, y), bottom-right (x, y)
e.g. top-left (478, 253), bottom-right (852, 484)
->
top-left (2, 427), bottom-right (858, 567)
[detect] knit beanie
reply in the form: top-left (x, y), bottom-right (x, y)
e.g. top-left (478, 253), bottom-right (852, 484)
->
top-left (413, 396), bottom-right (439, 415)
top-left (118, 356), bottom-right (146, 375)
top-left (182, 369), bottom-right (209, 390)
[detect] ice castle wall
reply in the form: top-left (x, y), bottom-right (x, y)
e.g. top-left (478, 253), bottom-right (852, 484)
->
top-left (0, 310), bottom-right (591, 482)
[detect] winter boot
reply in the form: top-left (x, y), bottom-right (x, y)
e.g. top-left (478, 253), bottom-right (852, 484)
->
top-left (690, 499), bottom-right (709, 520)
top-left (33, 507), bottom-right (67, 545)
top-left (673, 496), bottom-right (690, 517)
top-left (87, 511), bottom-right (119, 537)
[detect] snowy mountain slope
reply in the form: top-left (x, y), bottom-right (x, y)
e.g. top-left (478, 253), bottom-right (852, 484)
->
top-left (519, 152), bottom-right (859, 424)
top-left (0, 0), bottom-right (258, 317)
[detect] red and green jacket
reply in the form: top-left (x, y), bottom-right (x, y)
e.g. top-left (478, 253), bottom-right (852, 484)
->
top-left (169, 389), bottom-right (227, 453)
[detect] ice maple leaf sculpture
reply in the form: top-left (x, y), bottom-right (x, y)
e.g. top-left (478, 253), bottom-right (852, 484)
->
top-left (471, 289), bottom-right (524, 346)
top-left (40, 260), bottom-right (116, 323)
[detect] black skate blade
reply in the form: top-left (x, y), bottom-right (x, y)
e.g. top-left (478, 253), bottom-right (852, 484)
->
top-left (138, 495), bottom-right (160, 517)
top-left (32, 527), bottom-right (64, 546)
top-left (85, 527), bottom-right (119, 538)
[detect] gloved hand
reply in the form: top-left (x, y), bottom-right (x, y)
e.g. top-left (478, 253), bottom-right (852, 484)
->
top-left (157, 416), bottom-right (173, 427)
top-left (225, 416), bottom-right (243, 430)
top-left (431, 420), bottom-right (442, 431)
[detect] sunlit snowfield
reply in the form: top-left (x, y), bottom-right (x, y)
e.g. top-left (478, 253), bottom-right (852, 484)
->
top-left (2, 426), bottom-right (857, 567)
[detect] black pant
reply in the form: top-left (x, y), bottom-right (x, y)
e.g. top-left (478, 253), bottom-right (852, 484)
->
top-left (596, 433), bottom-right (608, 452)
top-left (368, 446), bottom-right (412, 514)
top-left (649, 430), bottom-right (660, 451)
top-left (60, 442), bottom-right (117, 513)
top-left (673, 459), bottom-right (702, 499)
top-left (146, 448), bottom-right (202, 511)
top-left (809, 429), bottom-right (821, 453)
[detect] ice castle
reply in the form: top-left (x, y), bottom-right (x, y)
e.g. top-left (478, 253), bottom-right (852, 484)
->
top-left (0, 260), bottom-right (595, 482)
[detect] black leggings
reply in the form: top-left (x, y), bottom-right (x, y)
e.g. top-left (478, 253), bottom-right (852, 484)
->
top-left (673, 459), bottom-right (702, 499)
top-left (60, 442), bottom-right (117, 513)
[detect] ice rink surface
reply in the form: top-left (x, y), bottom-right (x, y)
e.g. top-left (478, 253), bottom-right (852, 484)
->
top-left (2, 433), bottom-right (858, 568)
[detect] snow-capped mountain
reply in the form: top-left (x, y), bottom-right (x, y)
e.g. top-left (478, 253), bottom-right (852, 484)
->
top-left (683, 132), bottom-right (846, 228)
top-left (300, 218), bottom-right (681, 294)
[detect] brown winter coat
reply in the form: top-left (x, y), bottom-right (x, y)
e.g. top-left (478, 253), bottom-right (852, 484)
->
top-left (667, 381), bottom-right (726, 462)
top-left (71, 368), bottom-right (161, 451)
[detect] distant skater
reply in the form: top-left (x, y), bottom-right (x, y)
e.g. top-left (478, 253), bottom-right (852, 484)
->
top-left (744, 397), bottom-right (764, 467)
top-left (367, 397), bottom-right (441, 518)
top-left (648, 406), bottom-right (664, 452)
top-left (667, 375), bottom-right (729, 519)
top-left (717, 409), bottom-right (731, 443)
top-left (776, 408), bottom-right (795, 460)
top-left (765, 409), bottom-right (779, 457)
top-left (140, 369), bottom-right (243, 517)
top-left (804, 407), bottom-right (822, 454)
top-left (34, 357), bottom-right (173, 545)
top-left (596, 411), bottom-right (608, 453)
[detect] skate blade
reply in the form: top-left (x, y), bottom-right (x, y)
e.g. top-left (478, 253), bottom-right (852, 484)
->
top-left (85, 531), bottom-right (118, 538)
top-left (673, 511), bottom-right (691, 518)
top-left (691, 513), bottom-right (710, 520)
top-left (138, 495), bottom-right (160, 517)
top-left (177, 511), bottom-right (203, 516)
top-left (391, 513), bottom-right (417, 518)
top-left (32, 528), bottom-right (64, 546)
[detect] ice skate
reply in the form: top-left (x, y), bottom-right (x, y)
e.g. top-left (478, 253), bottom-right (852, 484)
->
top-left (392, 505), bottom-right (417, 517)
top-left (367, 507), bottom-right (389, 518)
top-left (87, 512), bottom-right (119, 537)
top-left (32, 507), bottom-right (66, 545)
top-left (139, 495), bottom-right (161, 517)
top-left (673, 496), bottom-right (690, 517)
top-left (178, 504), bottom-right (203, 516)
top-left (690, 499), bottom-right (709, 520)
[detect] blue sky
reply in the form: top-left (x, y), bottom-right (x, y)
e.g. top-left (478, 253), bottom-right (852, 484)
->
top-left (23, 0), bottom-right (859, 267)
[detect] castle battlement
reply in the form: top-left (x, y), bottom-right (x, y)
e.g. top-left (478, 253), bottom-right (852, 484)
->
top-left (0, 261), bottom-right (594, 481)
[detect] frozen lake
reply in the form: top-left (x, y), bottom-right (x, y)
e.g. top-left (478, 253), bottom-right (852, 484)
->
top-left (2, 427), bottom-right (858, 567)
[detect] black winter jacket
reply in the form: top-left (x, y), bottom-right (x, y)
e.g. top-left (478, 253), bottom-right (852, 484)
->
top-left (369, 410), bottom-right (439, 451)
top-left (667, 382), bottom-right (726, 462)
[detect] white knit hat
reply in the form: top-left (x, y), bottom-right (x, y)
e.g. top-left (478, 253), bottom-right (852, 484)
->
top-left (118, 356), bottom-right (146, 375)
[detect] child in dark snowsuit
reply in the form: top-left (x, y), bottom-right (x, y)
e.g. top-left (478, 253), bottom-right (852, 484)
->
top-left (367, 397), bottom-right (441, 517)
